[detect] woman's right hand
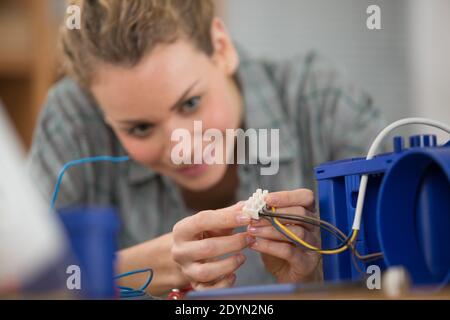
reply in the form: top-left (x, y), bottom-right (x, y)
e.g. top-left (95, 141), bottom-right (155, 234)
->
top-left (171, 202), bottom-right (254, 290)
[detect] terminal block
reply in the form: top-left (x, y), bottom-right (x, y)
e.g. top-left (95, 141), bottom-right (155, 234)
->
top-left (242, 189), bottom-right (268, 220)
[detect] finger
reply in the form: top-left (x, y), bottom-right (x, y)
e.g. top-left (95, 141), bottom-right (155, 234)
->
top-left (250, 226), bottom-right (321, 256)
top-left (265, 189), bottom-right (315, 211)
top-left (173, 202), bottom-right (248, 241)
top-left (192, 273), bottom-right (236, 291)
top-left (248, 224), bottom-right (307, 242)
top-left (172, 232), bottom-right (255, 263)
top-left (264, 221), bottom-right (321, 248)
top-left (182, 254), bottom-right (245, 283)
top-left (204, 228), bottom-right (234, 238)
top-left (249, 237), bottom-right (299, 262)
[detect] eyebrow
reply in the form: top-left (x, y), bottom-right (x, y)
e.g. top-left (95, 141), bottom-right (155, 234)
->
top-left (169, 79), bottom-right (200, 111)
top-left (117, 79), bottom-right (200, 125)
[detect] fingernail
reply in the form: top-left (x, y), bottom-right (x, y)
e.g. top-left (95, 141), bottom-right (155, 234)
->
top-left (236, 214), bottom-right (250, 224)
top-left (236, 254), bottom-right (246, 264)
top-left (249, 240), bottom-right (258, 248)
top-left (248, 226), bottom-right (260, 234)
top-left (246, 235), bottom-right (256, 245)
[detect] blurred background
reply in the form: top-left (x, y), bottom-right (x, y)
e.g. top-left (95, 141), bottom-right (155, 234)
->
top-left (0, 0), bottom-right (449, 149)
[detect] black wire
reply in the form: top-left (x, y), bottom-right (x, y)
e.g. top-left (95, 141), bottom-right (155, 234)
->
top-left (262, 212), bottom-right (344, 241)
top-left (260, 210), bottom-right (351, 248)
top-left (263, 214), bottom-right (374, 274)
top-left (261, 214), bottom-right (349, 252)
top-left (264, 216), bottom-right (303, 246)
top-left (262, 213), bottom-right (376, 274)
top-left (259, 208), bottom-right (383, 265)
top-left (263, 213), bottom-right (350, 246)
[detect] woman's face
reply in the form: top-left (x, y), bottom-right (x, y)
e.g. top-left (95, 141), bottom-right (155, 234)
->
top-left (91, 22), bottom-right (243, 191)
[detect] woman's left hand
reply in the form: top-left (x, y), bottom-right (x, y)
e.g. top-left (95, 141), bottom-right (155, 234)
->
top-left (247, 189), bottom-right (322, 283)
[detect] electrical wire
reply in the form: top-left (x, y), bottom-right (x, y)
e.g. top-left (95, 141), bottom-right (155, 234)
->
top-left (114, 268), bottom-right (154, 298)
top-left (50, 155), bottom-right (130, 210)
top-left (260, 209), bottom-right (351, 249)
top-left (266, 207), bottom-right (358, 254)
top-left (49, 155), bottom-right (155, 298)
top-left (260, 207), bottom-right (383, 263)
top-left (263, 212), bottom-right (382, 274)
top-left (263, 212), bottom-right (373, 272)
top-left (265, 118), bottom-right (450, 258)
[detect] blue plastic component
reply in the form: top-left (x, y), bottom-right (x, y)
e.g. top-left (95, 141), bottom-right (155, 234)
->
top-left (59, 207), bottom-right (120, 299)
top-left (315, 135), bottom-right (450, 287)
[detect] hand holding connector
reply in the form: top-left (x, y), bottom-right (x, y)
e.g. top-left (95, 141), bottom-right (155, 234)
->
top-left (171, 202), bottom-right (254, 291)
top-left (245, 188), bottom-right (321, 283)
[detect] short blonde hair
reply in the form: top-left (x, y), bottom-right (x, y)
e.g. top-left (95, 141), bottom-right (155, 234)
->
top-left (61, 0), bottom-right (215, 86)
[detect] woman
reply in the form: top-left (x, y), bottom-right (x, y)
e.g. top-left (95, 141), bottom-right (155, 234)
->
top-left (28, 0), bottom-right (384, 296)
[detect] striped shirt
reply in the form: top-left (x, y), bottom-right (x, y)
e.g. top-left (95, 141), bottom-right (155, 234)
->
top-left (27, 47), bottom-right (385, 287)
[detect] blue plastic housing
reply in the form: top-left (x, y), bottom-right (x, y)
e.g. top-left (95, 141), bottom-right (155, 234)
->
top-left (315, 134), bottom-right (450, 286)
top-left (59, 207), bottom-right (120, 299)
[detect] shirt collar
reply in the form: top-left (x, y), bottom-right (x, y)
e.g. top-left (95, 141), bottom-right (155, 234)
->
top-left (127, 47), bottom-right (296, 185)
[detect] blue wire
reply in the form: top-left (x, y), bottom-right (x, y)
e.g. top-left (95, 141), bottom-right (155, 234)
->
top-left (115, 268), bottom-right (154, 298)
top-left (50, 155), bottom-right (130, 210)
top-left (49, 155), bottom-right (154, 298)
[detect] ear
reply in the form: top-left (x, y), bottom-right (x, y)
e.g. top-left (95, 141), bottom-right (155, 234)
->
top-left (210, 17), bottom-right (239, 76)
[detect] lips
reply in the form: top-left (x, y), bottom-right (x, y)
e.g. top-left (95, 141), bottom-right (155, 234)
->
top-left (176, 163), bottom-right (208, 177)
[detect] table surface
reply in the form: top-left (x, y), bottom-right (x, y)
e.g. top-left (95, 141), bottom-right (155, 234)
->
top-left (190, 283), bottom-right (450, 300)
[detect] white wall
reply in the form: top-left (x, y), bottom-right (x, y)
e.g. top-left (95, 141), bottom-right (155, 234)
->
top-left (223, 0), bottom-right (450, 134)
top-left (409, 0), bottom-right (450, 141)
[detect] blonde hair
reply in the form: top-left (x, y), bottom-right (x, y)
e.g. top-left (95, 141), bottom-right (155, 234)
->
top-left (61, 0), bottom-right (215, 86)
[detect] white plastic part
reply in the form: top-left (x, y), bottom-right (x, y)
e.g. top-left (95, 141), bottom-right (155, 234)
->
top-left (351, 117), bottom-right (450, 230)
top-left (382, 267), bottom-right (411, 298)
top-left (0, 102), bottom-right (67, 286)
top-left (242, 189), bottom-right (269, 220)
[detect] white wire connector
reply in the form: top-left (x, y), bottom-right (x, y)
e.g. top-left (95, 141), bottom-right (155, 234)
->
top-left (242, 189), bottom-right (269, 220)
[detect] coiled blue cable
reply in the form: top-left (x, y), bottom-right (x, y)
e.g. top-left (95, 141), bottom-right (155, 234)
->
top-left (115, 268), bottom-right (154, 298)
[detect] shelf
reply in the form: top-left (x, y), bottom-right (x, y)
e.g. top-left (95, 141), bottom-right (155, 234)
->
top-left (0, 2), bottom-right (34, 77)
top-left (0, 0), bottom-right (59, 148)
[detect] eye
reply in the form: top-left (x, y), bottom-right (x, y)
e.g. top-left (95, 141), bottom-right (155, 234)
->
top-left (180, 96), bottom-right (201, 114)
top-left (128, 123), bottom-right (153, 138)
